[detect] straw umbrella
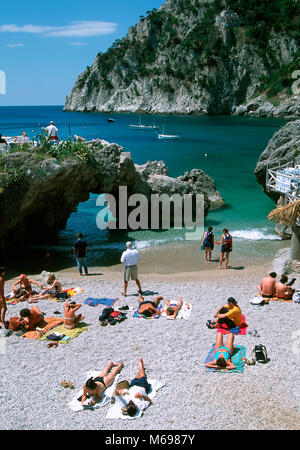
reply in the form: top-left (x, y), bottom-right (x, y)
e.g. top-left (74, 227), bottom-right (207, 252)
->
top-left (268, 199), bottom-right (300, 260)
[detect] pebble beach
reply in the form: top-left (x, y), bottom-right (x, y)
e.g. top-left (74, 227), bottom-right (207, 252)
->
top-left (0, 250), bottom-right (300, 431)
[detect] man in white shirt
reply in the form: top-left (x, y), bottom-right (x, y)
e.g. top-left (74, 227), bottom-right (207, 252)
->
top-left (120, 241), bottom-right (142, 296)
top-left (115, 359), bottom-right (152, 417)
top-left (44, 121), bottom-right (59, 140)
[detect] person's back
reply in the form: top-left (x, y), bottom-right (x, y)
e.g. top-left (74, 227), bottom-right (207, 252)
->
top-left (74, 238), bottom-right (87, 258)
top-left (275, 278), bottom-right (294, 300)
top-left (259, 272), bottom-right (277, 297)
top-left (121, 247), bottom-right (140, 266)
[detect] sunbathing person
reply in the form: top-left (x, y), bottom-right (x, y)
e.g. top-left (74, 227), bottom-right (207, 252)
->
top-left (115, 358), bottom-right (152, 417)
top-left (12, 274), bottom-right (43, 302)
top-left (208, 297), bottom-right (242, 330)
top-left (81, 362), bottom-right (124, 406)
top-left (257, 272), bottom-right (277, 301)
top-left (205, 332), bottom-right (236, 371)
top-left (19, 306), bottom-right (44, 331)
top-left (30, 274), bottom-right (62, 301)
top-left (64, 301), bottom-right (85, 330)
top-left (137, 295), bottom-right (163, 317)
top-left (161, 296), bottom-right (183, 319)
top-left (275, 275), bottom-right (295, 300)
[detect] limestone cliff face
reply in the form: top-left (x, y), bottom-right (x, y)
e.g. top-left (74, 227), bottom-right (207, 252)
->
top-left (64, 0), bottom-right (299, 117)
top-left (0, 141), bottom-right (224, 248)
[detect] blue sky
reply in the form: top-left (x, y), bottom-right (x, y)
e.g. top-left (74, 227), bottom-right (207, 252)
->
top-left (0, 0), bottom-right (164, 106)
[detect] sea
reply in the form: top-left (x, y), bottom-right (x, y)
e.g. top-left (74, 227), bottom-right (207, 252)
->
top-left (0, 105), bottom-right (288, 273)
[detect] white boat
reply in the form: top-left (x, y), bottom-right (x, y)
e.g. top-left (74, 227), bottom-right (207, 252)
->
top-left (129, 117), bottom-right (159, 130)
top-left (157, 126), bottom-right (180, 140)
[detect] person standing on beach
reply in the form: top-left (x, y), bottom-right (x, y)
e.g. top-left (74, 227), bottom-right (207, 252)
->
top-left (44, 121), bottom-right (59, 141)
top-left (73, 233), bottom-right (88, 276)
top-left (121, 241), bottom-right (142, 296)
top-left (216, 228), bottom-right (232, 269)
top-left (202, 226), bottom-right (214, 262)
top-left (0, 267), bottom-right (7, 327)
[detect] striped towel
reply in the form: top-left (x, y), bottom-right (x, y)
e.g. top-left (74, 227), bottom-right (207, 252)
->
top-left (205, 343), bottom-right (246, 373)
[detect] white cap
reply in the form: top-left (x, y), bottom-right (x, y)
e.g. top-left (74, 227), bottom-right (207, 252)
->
top-left (126, 241), bottom-right (132, 248)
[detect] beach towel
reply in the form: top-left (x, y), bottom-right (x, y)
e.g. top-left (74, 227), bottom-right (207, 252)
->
top-left (50, 287), bottom-right (84, 301)
top-left (161, 301), bottom-right (192, 320)
top-left (205, 344), bottom-right (246, 373)
top-left (133, 304), bottom-right (162, 319)
top-left (20, 317), bottom-right (64, 339)
top-left (84, 297), bottom-right (117, 308)
top-left (106, 379), bottom-right (165, 420)
top-left (268, 297), bottom-right (293, 303)
top-left (216, 314), bottom-right (247, 335)
top-left (69, 371), bottom-right (120, 412)
top-left (38, 322), bottom-right (88, 343)
top-left (250, 295), bottom-right (293, 305)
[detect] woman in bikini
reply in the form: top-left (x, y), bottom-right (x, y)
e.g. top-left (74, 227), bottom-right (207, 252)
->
top-left (30, 275), bottom-right (62, 301)
top-left (80, 362), bottom-right (124, 406)
top-left (162, 296), bottom-right (183, 319)
top-left (64, 301), bottom-right (85, 330)
top-left (205, 332), bottom-right (236, 371)
top-left (12, 274), bottom-right (43, 302)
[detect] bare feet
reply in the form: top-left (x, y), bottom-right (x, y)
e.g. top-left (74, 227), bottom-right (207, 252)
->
top-left (121, 292), bottom-right (126, 297)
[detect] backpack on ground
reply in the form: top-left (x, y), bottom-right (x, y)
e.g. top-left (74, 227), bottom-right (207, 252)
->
top-left (253, 344), bottom-right (268, 363)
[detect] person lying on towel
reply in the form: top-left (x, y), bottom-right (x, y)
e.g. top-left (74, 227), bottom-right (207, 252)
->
top-left (8, 305), bottom-right (44, 331)
top-left (115, 358), bottom-right (152, 417)
top-left (161, 296), bottom-right (183, 319)
top-left (80, 362), bottom-right (124, 407)
top-left (137, 294), bottom-right (163, 317)
top-left (205, 332), bottom-right (236, 371)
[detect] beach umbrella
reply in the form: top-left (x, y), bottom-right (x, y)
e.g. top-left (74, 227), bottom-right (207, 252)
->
top-left (268, 200), bottom-right (300, 261)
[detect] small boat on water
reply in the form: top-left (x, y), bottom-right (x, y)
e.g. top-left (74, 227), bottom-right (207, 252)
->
top-left (157, 126), bottom-right (180, 140)
top-left (129, 117), bottom-right (159, 130)
top-left (107, 118), bottom-right (115, 123)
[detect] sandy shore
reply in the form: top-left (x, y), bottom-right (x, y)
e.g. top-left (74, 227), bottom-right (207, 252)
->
top-left (0, 250), bottom-right (299, 430)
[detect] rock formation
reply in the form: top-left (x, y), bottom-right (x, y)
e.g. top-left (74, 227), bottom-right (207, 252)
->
top-left (0, 141), bottom-right (224, 248)
top-left (64, 0), bottom-right (299, 117)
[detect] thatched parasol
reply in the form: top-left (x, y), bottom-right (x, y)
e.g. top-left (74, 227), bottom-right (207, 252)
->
top-left (268, 199), bottom-right (300, 226)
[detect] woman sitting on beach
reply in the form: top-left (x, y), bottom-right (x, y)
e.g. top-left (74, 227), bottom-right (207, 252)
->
top-left (137, 295), bottom-right (163, 317)
top-left (216, 228), bottom-right (232, 269)
top-left (205, 332), bottom-right (236, 371)
top-left (30, 274), bottom-right (62, 301)
top-left (162, 296), bottom-right (183, 319)
top-left (12, 274), bottom-right (43, 302)
top-left (275, 275), bottom-right (295, 300)
top-left (80, 362), bottom-right (124, 407)
top-left (64, 301), bottom-right (85, 330)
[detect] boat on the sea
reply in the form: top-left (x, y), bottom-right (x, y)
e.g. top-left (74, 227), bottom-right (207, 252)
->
top-left (107, 118), bottom-right (115, 123)
top-left (129, 117), bottom-right (159, 130)
top-left (157, 126), bottom-right (180, 140)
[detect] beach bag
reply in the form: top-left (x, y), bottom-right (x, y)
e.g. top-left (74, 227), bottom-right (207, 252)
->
top-left (253, 344), bottom-right (268, 363)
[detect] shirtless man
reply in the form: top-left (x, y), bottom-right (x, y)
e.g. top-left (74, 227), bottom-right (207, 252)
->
top-left (64, 301), bottom-right (85, 330)
top-left (80, 362), bottom-right (124, 407)
top-left (19, 306), bottom-right (44, 330)
top-left (275, 275), bottom-right (295, 300)
top-left (161, 296), bottom-right (183, 319)
top-left (0, 267), bottom-right (7, 327)
top-left (137, 295), bottom-right (163, 317)
top-left (257, 272), bottom-right (277, 302)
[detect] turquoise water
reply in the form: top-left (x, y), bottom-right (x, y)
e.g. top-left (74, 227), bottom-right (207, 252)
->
top-left (0, 106), bottom-right (286, 266)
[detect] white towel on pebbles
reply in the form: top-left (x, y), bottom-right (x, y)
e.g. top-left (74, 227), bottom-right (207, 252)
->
top-left (69, 371), bottom-right (120, 412)
top-left (106, 379), bottom-right (165, 420)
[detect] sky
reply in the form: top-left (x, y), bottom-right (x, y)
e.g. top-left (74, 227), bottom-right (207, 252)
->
top-left (0, 0), bottom-right (164, 106)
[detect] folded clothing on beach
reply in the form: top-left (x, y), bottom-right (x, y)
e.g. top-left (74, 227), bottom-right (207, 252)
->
top-left (216, 314), bottom-right (247, 335)
top-left (205, 343), bottom-right (246, 373)
top-left (85, 297), bottom-right (117, 307)
top-left (106, 379), bottom-right (165, 420)
top-left (69, 371), bottom-right (120, 412)
top-left (38, 322), bottom-right (88, 343)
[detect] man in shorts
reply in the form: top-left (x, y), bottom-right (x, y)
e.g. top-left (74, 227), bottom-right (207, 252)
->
top-left (120, 241), bottom-right (142, 296)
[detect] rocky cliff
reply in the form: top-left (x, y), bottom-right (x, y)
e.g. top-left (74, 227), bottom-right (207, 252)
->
top-left (64, 0), bottom-right (299, 117)
top-left (0, 140), bottom-right (224, 248)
